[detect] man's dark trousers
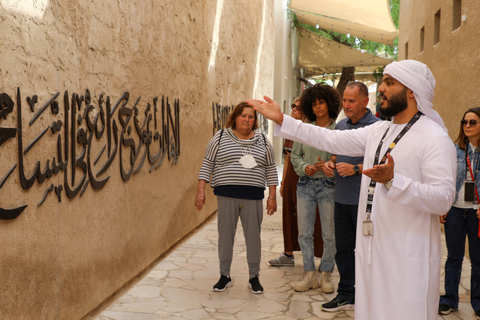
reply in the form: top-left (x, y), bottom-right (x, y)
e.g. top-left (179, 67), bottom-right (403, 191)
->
top-left (334, 202), bottom-right (358, 300)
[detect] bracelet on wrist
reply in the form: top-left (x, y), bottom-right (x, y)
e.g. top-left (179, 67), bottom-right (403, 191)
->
top-left (268, 196), bottom-right (276, 200)
top-left (275, 114), bottom-right (284, 125)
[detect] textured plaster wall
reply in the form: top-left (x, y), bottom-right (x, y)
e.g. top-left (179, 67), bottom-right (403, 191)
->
top-left (0, 0), bottom-right (274, 319)
top-left (399, 0), bottom-right (480, 138)
top-left (272, 0), bottom-right (302, 164)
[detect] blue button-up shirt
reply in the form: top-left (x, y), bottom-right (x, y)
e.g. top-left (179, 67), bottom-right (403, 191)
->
top-left (335, 109), bottom-right (380, 205)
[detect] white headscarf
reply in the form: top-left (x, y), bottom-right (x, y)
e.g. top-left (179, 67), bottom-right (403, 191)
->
top-left (383, 60), bottom-right (447, 132)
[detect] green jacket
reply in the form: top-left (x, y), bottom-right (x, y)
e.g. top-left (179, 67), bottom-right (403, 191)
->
top-left (291, 121), bottom-right (336, 178)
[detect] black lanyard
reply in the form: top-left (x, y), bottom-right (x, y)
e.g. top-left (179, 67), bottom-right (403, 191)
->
top-left (365, 112), bottom-right (423, 216)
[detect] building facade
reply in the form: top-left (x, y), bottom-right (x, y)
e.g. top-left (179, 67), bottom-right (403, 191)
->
top-left (399, 0), bottom-right (478, 136)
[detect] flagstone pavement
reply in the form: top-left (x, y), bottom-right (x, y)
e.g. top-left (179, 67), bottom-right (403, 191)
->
top-left (91, 168), bottom-right (476, 320)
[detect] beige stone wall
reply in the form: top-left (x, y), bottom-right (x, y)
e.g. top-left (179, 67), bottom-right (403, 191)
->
top-left (272, 0), bottom-right (302, 164)
top-left (399, 0), bottom-right (479, 138)
top-left (0, 0), bottom-right (274, 319)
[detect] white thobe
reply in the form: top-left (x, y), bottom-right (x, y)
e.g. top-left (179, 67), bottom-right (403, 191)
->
top-left (276, 115), bottom-right (456, 320)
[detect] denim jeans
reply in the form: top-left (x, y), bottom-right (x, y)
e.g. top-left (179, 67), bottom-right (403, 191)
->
top-left (440, 206), bottom-right (480, 312)
top-left (334, 202), bottom-right (358, 300)
top-left (296, 176), bottom-right (336, 272)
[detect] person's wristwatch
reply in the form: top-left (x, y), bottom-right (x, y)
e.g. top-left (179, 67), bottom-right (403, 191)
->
top-left (385, 177), bottom-right (394, 190)
top-left (353, 164), bottom-right (360, 175)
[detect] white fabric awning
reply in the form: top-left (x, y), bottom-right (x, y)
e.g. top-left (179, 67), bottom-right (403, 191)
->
top-left (296, 28), bottom-right (394, 69)
top-left (289, 0), bottom-right (398, 45)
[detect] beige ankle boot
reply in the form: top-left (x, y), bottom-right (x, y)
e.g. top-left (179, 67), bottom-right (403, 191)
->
top-left (319, 271), bottom-right (334, 293)
top-left (294, 271), bottom-right (320, 292)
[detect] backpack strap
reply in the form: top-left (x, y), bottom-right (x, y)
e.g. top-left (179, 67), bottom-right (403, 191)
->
top-left (213, 129), bottom-right (224, 163)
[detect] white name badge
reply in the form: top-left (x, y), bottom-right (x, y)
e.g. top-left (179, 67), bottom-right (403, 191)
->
top-left (363, 220), bottom-right (373, 236)
top-left (239, 154), bottom-right (257, 169)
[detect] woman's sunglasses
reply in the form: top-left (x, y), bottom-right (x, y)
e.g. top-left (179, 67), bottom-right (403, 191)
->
top-left (461, 119), bottom-right (478, 127)
top-left (291, 104), bottom-right (298, 109)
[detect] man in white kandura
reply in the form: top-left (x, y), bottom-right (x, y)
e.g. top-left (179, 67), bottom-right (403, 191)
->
top-left (248, 60), bottom-right (456, 320)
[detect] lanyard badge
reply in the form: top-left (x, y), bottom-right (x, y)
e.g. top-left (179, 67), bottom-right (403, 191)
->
top-left (363, 219), bottom-right (373, 236)
top-left (465, 144), bottom-right (479, 203)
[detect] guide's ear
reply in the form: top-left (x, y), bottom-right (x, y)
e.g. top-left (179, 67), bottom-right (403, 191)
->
top-left (407, 89), bottom-right (415, 99)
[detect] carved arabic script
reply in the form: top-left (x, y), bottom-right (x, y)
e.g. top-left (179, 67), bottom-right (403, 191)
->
top-left (0, 89), bottom-right (180, 220)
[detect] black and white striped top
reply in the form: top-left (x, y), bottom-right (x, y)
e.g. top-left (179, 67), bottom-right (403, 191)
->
top-left (198, 128), bottom-right (278, 189)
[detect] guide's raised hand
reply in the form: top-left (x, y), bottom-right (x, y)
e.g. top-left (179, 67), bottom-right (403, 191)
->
top-left (247, 96), bottom-right (284, 124)
top-left (363, 153), bottom-right (395, 184)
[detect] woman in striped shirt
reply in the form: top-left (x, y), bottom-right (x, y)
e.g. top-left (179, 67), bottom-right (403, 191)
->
top-left (195, 101), bottom-right (278, 294)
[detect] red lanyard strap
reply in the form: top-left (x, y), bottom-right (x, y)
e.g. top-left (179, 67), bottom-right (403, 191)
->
top-left (464, 145), bottom-right (480, 239)
top-left (465, 148), bottom-right (480, 204)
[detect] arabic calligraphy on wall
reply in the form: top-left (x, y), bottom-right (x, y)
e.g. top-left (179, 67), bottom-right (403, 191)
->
top-left (0, 88), bottom-right (180, 220)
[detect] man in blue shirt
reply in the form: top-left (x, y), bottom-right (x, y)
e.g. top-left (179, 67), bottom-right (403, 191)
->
top-left (321, 81), bottom-right (380, 311)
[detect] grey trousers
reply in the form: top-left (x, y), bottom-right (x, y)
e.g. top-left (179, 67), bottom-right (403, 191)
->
top-left (217, 196), bottom-right (263, 278)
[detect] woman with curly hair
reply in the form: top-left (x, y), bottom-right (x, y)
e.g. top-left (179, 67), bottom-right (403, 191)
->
top-left (290, 84), bottom-right (341, 293)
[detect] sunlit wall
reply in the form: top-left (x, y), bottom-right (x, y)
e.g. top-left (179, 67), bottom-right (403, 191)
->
top-left (0, 1), bottom-right (274, 318)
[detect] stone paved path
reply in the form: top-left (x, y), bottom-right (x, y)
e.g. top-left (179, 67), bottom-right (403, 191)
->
top-left (93, 168), bottom-right (476, 320)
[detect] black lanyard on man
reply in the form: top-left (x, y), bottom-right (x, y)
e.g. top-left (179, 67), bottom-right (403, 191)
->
top-left (363, 112), bottom-right (423, 236)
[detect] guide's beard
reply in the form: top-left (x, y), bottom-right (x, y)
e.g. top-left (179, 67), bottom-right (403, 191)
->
top-left (380, 88), bottom-right (408, 118)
